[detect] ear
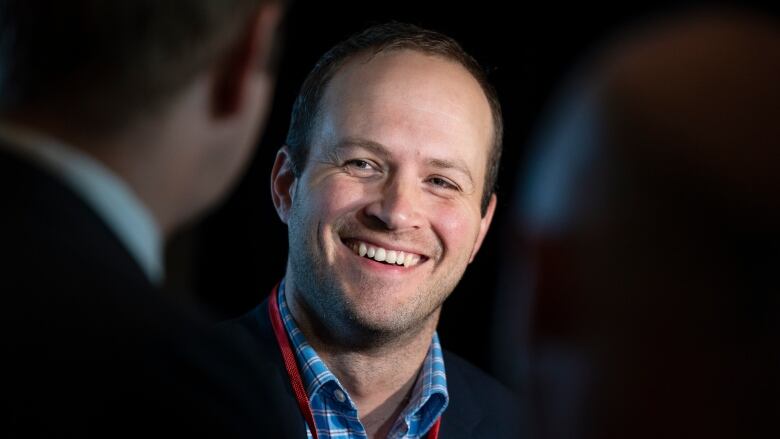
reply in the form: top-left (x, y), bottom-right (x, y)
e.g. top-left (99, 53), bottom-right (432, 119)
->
top-left (271, 146), bottom-right (297, 224)
top-left (469, 193), bottom-right (497, 263)
top-left (212, 3), bottom-right (282, 117)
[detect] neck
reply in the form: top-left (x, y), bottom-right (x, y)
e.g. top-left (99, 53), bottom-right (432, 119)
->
top-left (4, 76), bottom-right (213, 238)
top-left (284, 285), bottom-right (439, 438)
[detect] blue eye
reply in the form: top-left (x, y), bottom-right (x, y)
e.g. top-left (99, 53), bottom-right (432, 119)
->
top-left (343, 159), bottom-right (381, 176)
top-left (429, 177), bottom-right (459, 190)
top-left (345, 159), bottom-right (372, 169)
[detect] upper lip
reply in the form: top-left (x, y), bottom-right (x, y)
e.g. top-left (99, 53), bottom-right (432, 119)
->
top-left (341, 236), bottom-right (430, 260)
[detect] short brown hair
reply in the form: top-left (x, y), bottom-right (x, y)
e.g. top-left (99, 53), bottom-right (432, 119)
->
top-left (285, 22), bottom-right (502, 215)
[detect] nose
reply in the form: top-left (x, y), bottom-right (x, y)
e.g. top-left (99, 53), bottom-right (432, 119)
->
top-left (363, 174), bottom-right (423, 231)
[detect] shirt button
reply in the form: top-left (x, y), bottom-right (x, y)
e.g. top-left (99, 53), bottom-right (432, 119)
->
top-left (333, 389), bottom-right (346, 403)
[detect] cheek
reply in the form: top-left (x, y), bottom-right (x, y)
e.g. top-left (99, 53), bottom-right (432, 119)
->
top-left (430, 202), bottom-right (482, 253)
top-left (317, 178), bottom-right (377, 213)
top-left (299, 178), bottom-right (368, 226)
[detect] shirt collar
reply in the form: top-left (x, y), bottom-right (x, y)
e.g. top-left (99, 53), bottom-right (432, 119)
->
top-left (0, 122), bottom-right (164, 285)
top-left (395, 332), bottom-right (449, 435)
top-left (277, 279), bottom-right (449, 436)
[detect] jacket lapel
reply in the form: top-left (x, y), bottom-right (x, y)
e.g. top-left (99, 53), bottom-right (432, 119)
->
top-left (438, 351), bottom-right (484, 438)
top-left (232, 298), bottom-right (308, 438)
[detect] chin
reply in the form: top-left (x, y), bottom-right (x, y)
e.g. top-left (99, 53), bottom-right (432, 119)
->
top-left (347, 300), bottom-right (434, 338)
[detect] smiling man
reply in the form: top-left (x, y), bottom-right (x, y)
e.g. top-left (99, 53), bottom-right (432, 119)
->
top-left (221, 23), bottom-right (521, 438)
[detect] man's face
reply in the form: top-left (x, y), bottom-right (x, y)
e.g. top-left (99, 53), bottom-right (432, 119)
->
top-left (277, 49), bottom-right (496, 344)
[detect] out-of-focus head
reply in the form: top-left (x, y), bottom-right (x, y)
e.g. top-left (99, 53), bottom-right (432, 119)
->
top-left (521, 9), bottom-right (780, 438)
top-left (0, 0), bottom-right (283, 130)
top-left (0, 0), bottom-right (285, 232)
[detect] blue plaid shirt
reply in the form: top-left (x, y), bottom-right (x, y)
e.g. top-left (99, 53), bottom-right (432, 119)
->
top-left (276, 281), bottom-right (449, 438)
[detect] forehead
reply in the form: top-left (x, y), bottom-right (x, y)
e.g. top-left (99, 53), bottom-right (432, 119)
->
top-left (314, 49), bottom-right (494, 182)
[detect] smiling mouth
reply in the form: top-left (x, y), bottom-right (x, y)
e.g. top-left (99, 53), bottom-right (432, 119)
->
top-left (342, 238), bottom-right (426, 268)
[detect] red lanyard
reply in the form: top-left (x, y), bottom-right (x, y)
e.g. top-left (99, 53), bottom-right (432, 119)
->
top-left (268, 285), bottom-right (441, 438)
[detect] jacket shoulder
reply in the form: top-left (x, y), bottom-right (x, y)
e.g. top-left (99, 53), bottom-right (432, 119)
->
top-left (216, 300), bottom-right (277, 354)
top-left (442, 350), bottom-right (526, 438)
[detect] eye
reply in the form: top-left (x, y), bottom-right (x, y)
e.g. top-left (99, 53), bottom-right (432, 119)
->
top-left (344, 159), bottom-right (374, 170)
top-left (342, 159), bottom-right (381, 177)
top-left (428, 176), bottom-right (460, 191)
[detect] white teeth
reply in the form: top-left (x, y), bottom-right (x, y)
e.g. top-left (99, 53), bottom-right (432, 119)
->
top-left (349, 240), bottom-right (421, 267)
top-left (386, 250), bottom-right (397, 264)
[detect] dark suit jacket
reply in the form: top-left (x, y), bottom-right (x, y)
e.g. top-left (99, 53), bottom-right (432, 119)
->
top-left (219, 298), bottom-right (524, 438)
top-left (1, 148), bottom-right (298, 437)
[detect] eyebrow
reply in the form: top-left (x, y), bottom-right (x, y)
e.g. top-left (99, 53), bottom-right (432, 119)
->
top-left (333, 137), bottom-right (475, 186)
top-left (332, 138), bottom-right (392, 160)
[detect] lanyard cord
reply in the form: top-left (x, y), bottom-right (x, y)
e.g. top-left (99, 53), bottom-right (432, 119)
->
top-left (268, 286), bottom-right (320, 439)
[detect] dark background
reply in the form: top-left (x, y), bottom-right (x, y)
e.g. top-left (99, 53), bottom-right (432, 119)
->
top-left (165, 0), bottom-right (769, 387)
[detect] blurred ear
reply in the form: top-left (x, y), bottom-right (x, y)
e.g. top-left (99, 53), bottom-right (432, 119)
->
top-left (212, 3), bottom-right (282, 117)
top-left (469, 193), bottom-right (497, 263)
top-left (271, 146), bottom-right (297, 224)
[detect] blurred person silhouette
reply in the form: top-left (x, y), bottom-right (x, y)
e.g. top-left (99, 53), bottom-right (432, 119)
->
top-left (496, 8), bottom-right (779, 439)
top-left (0, 0), bottom-right (299, 436)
